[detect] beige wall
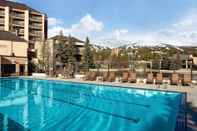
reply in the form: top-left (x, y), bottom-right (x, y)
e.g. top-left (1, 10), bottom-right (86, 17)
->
top-left (0, 40), bottom-right (27, 57)
top-left (193, 57), bottom-right (197, 65)
top-left (24, 10), bottom-right (29, 41)
top-left (4, 7), bottom-right (9, 31)
top-left (0, 40), bottom-right (11, 55)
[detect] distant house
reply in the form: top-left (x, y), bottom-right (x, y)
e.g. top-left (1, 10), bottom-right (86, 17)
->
top-left (111, 48), bottom-right (120, 56)
top-left (49, 35), bottom-right (84, 61)
top-left (35, 34), bottom-right (84, 75)
top-left (171, 53), bottom-right (196, 69)
top-left (0, 30), bottom-right (28, 76)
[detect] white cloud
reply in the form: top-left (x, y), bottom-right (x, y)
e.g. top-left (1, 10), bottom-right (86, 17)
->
top-left (71, 14), bottom-right (104, 32)
top-left (48, 14), bottom-right (104, 38)
top-left (48, 17), bottom-right (64, 26)
top-left (105, 9), bottom-right (197, 46)
top-left (48, 26), bottom-right (68, 38)
top-left (113, 29), bottom-right (128, 40)
top-left (155, 9), bottom-right (197, 45)
top-left (48, 10), bottom-right (197, 46)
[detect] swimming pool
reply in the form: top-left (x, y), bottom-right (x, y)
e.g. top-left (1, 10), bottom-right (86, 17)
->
top-left (0, 78), bottom-right (185, 131)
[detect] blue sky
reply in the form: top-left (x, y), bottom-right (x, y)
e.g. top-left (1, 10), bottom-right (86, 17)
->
top-left (15, 0), bottom-right (197, 46)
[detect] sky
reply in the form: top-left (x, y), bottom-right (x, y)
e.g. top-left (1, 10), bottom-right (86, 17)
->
top-left (12, 0), bottom-right (197, 46)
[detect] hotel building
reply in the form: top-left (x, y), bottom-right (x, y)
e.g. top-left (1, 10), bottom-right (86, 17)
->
top-left (0, 0), bottom-right (47, 59)
top-left (35, 34), bottom-right (84, 76)
top-left (0, 30), bottom-right (28, 76)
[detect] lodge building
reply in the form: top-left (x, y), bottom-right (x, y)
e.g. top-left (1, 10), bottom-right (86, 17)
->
top-left (0, 30), bottom-right (28, 76)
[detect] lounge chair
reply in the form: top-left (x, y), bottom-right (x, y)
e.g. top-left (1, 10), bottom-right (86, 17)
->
top-left (107, 72), bottom-right (116, 82)
top-left (171, 73), bottom-right (179, 85)
top-left (182, 74), bottom-right (191, 86)
top-left (84, 72), bottom-right (91, 80)
top-left (128, 72), bottom-right (137, 83)
top-left (89, 72), bottom-right (97, 81)
top-left (122, 72), bottom-right (129, 82)
top-left (84, 72), bottom-right (97, 81)
top-left (103, 72), bottom-right (109, 81)
top-left (156, 73), bottom-right (163, 84)
top-left (147, 73), bottom-right (154, 84)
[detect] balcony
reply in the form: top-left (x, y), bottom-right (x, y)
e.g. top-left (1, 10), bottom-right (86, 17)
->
top-left (18, 29), bottom-right (24, 35)
top-left (0, 19), bottom-right (4, 25)
top-left (30, 16), bottom-right (42, 23)
top-left (12, 21), bottom-right (24, 27)
top-left (30, 31), bottom-right (42, 37)
top-left (0, 26), bottom-right (4, 30)
top-left (0, 11), bottom-right (4, 16)
top-left (29, 24), bottom-right (42, 30)
top-left (11, 13), bottom-right (24, 20)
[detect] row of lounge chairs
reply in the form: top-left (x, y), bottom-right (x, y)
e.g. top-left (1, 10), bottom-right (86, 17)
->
top-left (84, 72), bottom-right (192, 86)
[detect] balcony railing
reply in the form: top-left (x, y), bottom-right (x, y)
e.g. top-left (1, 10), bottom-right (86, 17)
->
top-left (12, 21), bottom-right (24, 27)
top-left (0, 11), bottom-right (4, 16)
top-left (30, 16), bottom-right (42, 22)
top-left (29, 24), bottom-right (42, 30)
top-left (30, 31), bottom-right (42, 37)
top-left (0, 19), bottom-right (4, 24)
top-left (11, 13), bottom-right (24, 19)
top-left (18, 30), bottom-right (24, 35)
top-left (0, 26), bottom-right (4, 30)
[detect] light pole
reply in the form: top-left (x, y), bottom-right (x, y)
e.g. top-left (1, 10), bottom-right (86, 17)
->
top-left (189, 55), bottom-right (193, 81)
top-left (128, 52), bottom-right (133, 72)
top-left (159, 58), bottom-right (162, 73)
top-left (128, 50), bottom-right (136, 72)
top-left (186, 57), bottom-right (188, 70)
top-left (154, 51), bottom-right (163, 73)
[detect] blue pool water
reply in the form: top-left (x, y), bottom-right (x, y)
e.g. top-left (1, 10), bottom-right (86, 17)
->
top-left (0, 78), bottom-right (183, 131)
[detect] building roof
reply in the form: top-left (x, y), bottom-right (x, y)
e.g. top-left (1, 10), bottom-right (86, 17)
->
top-left (0, 30), bottom-right (27, 42)
top-left (50, 35), bottom-right (84, 44)
top-left (0, 0), bottom-right (42, 13)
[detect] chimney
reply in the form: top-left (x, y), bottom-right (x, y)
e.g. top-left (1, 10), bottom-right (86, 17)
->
top-left (59, 30), bottom-right (63, 36)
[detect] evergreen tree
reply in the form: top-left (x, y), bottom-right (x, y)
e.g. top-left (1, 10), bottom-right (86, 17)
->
top-left (83, 37), bottom-right (94, 69)
top-left (67, 35), bottom-right (77, 64)
top-left (55, 41), bottom-right (68, 64)
top-left (66, 35), bottom-right (77, 77)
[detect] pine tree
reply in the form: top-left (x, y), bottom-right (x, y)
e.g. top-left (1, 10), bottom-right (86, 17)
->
top-left (66, 35), bottom-right (77, 77)
top-left (83, 37), bottom-right (94, 69)
top-left (67, 35), bottom-right (77, 64)
top-left (55, 41), bottom-right (68, 64)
